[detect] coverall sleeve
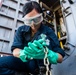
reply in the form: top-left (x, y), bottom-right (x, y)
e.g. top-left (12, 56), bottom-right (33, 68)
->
top-left (47, 28), bottom-right (65, 57)
top-left (11, 27), bottom-right (24, 52)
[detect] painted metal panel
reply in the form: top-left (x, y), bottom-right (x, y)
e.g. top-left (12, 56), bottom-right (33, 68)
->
top-left (7, 8), bottom-right (16, 17)
top-left (0, 41), bottom-right (3, 51)
top-left (70, 1), bottom-right (76, 27)
top-left (0, 0), bottom-right (24, 53)
top-left (0, 16), bottom-right (8, 26)
top-left (0, 28), bottom-right (5, 38)
top-left (0, 15), bottom-right (14, 28)
top-left (2, 42), bottom-right (10, 53)
top-left (52, 0), bottom-right (76, 75)
top-left (3, 0), bottom-right (17, 7)
top-left (16, 21), bottom-right (24, 28)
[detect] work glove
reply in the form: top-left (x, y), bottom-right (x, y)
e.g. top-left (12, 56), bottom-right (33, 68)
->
top-left (24, 39), bottom-right (46, 59)
top-left (20, 38), bottom-right (58, 64)
top-left (19, 39), bottom-right (46, 62)
top-left (19, 49), bottom-right (32, 62)
top-left (25, 38), bottom-right (59, 64)
top-left (47, 49), bottom-right (58, 64)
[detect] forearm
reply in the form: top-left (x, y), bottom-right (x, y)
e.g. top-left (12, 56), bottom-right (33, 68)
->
top-left (57, 53), bottom-right (63, 63)
top-left (13, 48), bottom-right (21, 58)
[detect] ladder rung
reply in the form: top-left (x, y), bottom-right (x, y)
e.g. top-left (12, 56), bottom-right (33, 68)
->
top-left (59, 36), bottom-right (67, 41)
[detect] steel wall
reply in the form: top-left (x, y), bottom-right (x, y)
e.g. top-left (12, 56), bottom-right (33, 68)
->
top-left (0, 0), bottom-right (27, 53)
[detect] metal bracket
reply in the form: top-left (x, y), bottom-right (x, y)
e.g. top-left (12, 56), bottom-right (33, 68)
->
top-left (62, 0), bottom-right (66, 3)
top-left (68, 0), bottom-right (74, 4)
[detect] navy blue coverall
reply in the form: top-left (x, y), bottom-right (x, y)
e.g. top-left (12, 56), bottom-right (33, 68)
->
top-left (0, 24), bottom-right (65, 75)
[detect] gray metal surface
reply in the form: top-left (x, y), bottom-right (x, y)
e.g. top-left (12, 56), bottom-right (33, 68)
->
top-left (0, 0), bottom-right (24, 53)
top-left (52, 45), bottom-right (76, 75)
top-left (51, 0), bottom-right (76, 75)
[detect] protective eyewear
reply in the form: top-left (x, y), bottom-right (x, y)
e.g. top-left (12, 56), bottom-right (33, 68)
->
top-left (22, 13), bottom-right (43, 26)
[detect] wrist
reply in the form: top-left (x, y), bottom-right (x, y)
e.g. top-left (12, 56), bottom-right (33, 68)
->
top-left (19, 50), bottom-right (28, 62)
top-left (13, 48), bottom-right (21, 57)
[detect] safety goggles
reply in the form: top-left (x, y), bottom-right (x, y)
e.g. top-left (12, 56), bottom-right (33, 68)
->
top-left (22, 13), bottom-right (43, 26)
